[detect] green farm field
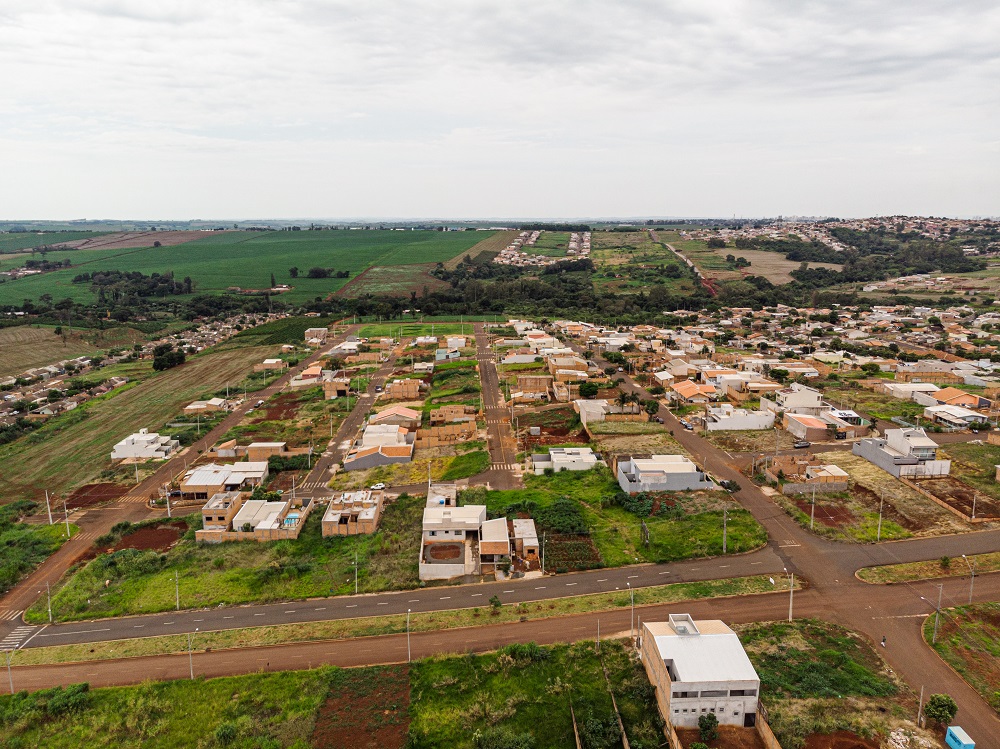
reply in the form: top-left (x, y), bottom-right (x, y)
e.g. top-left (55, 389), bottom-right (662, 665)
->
top-left (0, 230), bottom-right (494, 306)
top-left (0, 344), bottom-right (275, 505)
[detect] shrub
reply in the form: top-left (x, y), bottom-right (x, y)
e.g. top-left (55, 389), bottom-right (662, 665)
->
top-left (473, 726), bottom-right (535, 749)
top-left (698, 712), bottom-right (719, 741)
top-left (214, 721), bottom-right (237, 745)
top-left (924, 693), bottom-right (958, 726)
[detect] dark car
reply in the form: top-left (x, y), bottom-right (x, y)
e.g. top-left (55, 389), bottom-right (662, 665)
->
top-left (793, 440), bottom-right (811, 449)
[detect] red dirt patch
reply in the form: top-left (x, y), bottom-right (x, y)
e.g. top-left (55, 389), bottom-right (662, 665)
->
top-left (676, 726), bottom-right (766, 749)
top-left (804, 730), bottom-right (879, 749)
top-left (101, 522), bottom-right (187, 555)
top-left (853, 486), bottom-right (921, 530)
top-left (263, 392), bottom-right (301, 421)
top-left (311, 664), bottom-right (409, 749)
top-left (427, 543), bottom-right (463, 561)
top-left (793, 498), bottom-right (855, 528)
top-left (913, 476), bottom-right (1000, 520)
top-left (66, 483), bottom-right (129, 511)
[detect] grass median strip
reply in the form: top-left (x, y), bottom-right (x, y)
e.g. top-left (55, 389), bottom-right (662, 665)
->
top-left (857, 551), bottom-right (1000, 584)
top-left (12, 574), bottom-right (796, 667)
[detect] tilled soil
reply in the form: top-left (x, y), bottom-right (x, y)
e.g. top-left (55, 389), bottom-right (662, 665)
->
top-left (66, 482), bottom-right (129, 510)
top-left (310, 665), bottom-right (409, 749)
top-left (803, 730), bottom-right (879, 749)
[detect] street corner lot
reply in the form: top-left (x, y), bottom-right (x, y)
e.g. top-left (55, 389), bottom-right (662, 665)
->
top-left (817, 452), bottom-right (982, 537)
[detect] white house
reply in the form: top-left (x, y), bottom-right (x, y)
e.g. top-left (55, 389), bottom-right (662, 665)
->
top-left (761, 383), bottom-right (825, 415)
top-left (617, 455), bottom-right (716, 494)
top-left (641, 614), bottom-right (761, 729)
top-left (419, 503), bottom-right (487, 581)
top-left (704, 404), bottom-right (775, 431)
top-left (852, 427), bottom-right (950, 478)
top-left (531, 447), bottom-right (599, 475)
top-left (923, 404), bottom-right (989, 429)
top-left (111, 428), bottom-right (180, 462)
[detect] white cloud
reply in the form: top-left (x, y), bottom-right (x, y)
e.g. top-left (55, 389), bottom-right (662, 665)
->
top-left (0, 0), bottom-right (997, 218)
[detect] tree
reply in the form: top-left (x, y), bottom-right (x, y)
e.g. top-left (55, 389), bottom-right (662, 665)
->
top-left (698, 712), bottom-right (719, 741)
top-left (924, 693), bottom-right (957, 726)
top-left (270, 272), bottom-right (276, 288)
top-left (289, 266), bottom-right (299, 278)
top-left (707, 237), bottom-right (726, 248)
top-left (770, 368), bottom-right (789, 383)
top-left (644, 399), bottom-right (660, 417)
top-left (861, 362), bottom-right (881, 374)
top-left (579, 382), bottom-right (599, 398)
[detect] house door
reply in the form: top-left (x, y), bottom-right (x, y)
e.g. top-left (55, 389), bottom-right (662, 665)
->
top-left (743, 711), bottom-right (756, 728)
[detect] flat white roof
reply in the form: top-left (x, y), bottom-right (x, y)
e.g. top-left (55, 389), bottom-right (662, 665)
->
top-left (648, 619), bottom-right (759, 684)
top-left (481, 517), bottom-right (509, 543)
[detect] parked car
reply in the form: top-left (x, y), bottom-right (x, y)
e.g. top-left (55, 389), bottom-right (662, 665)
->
top-left (255, 400), bottom-right (265, 407)
top-left (370, 482), bottom-right (386, 490)
top-left (375, 385), bottom-right (383, 393)
top-left (793, 440), bottom-right (811, 449)
top-left (655, 417), bottom-right (664, 424)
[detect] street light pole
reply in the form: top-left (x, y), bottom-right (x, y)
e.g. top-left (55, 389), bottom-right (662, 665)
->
top-left (962, 555), bottom-right (976, 605)
top-left (45, 489), bottom-right (53, 525)
top-left (877, 492), bottom-right (884, 542)
top-left (4, 650), bottom-right (12, 694)
top-left (46, 581), bottom-right (52, 624)
top-left (722, 504), bottom-right (728, 554)
top-left (175, 571), bottom-right (180, 611)
top-left (62, 496), bottom-right (70, 538)
top-left (784, 567), bottom-right (794, 622)
top-left (407, 609), bottom-right (411, 663)
top-left (188, 628), bottom-right (198, 680)
top-left (627, 582), bottom-right (634, 643)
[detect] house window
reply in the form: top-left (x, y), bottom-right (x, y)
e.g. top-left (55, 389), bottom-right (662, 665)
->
top-left (429, 531), bottom-right (436, 536)
top-left (674, 710), bottom-right (679, 714)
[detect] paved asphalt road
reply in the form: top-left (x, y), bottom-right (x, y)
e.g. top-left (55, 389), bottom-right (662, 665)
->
top-left (473, 322), bottom-right (520, 490)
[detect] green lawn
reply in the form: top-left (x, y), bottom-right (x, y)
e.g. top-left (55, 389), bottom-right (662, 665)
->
top-left (464, 467), bottom-right (766, 568)
top-left (357, 321), bottom-right (479, 338)
top-left (0, 230), bottom-right (492, 306)
top-left (27, 495), bottom-right (424, 624)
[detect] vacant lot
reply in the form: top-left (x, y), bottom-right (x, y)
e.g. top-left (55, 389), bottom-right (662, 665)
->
top-left (940, 441), bottom-right (1000, 503)
top-left (0, 325), bottom-right (143, 378)
top-left (926, 602), bottom-right (1000, 714)
top-left (0, 230), bottom-right (492, 305)
top-left (710, 248), bottom-right (842, 284)
top-left (28, 495), bottom-right (423, 623)
top-left (736, 619), bottom-right (932, 748)
top-left (0, 344), bottom-right (272, 505)
top-left (467, 467), bottom-right (765, 568)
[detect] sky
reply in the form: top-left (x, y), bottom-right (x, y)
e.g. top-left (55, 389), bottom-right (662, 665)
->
top-left (1, 1), bottom-right (998, 220)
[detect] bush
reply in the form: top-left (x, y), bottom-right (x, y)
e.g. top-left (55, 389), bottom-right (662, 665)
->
top-left (698, 712), bottom-right (719, 741)
top-left (473, 726), bottom-right (535, 749)
top-left (924, 693), bottom-right (957, 726)
top-left (214, 721), bottom-right (237, 745)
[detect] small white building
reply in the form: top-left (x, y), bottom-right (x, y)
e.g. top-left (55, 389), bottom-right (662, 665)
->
top-left (111, 428), bottom-right (180, 462)
top-left (704, 404), bottom-right (775, 431)
top-left (617, 455), bottom-right (715, 494)
top-left (530, 447), bottom-right (599, 475)
top-left (641, 614), bottom-right (760, 729)
top-left (419, 504), bottom-right (487, 581)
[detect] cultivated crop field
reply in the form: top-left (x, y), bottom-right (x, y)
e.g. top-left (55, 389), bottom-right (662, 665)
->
top-left (336, 263), bottom-right (448, 298)
top-left (0, 325), bottom-right (144, 378)
top-left (0, 344), bottom-right (274, 505)
top-left (0, 231), bottom-right (108, 253)
top-left (0, 230), bottom-right (493, 306)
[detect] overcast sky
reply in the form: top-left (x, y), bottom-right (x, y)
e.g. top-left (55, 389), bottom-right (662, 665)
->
top-left (2, 1), bottom-right (998, 220)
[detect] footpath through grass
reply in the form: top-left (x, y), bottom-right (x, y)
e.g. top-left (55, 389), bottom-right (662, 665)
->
top-left (15, 574), bottom-right (794, 666)
top-left (27, 496), bottom-right (423, 624)
top-left (924, 602), bottom-right (1000, 714)
top-left (857, 551), bottom-right (1000, 584)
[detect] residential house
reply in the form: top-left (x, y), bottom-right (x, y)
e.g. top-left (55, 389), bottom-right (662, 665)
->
top-left (761, 383), bottom-right (824, 415)
top-left (929, 387), bottom-right (992, 410)
top-left (445, 336), bottom-right (467, 349)
top-left (923, 404), bottom-right (989, 429)
top-left (289, 364), bottom-right (324, 388)
top-left (435, 348), bottom-right (461, 362)
top-left (195, 492), bottom-right (311, 543)
top-left (617, 455), bottom-right (716, 494)
top-left (512, 518), bottom-right (539, 561)
top-left (640, 614), bottom-right (761, 729)
top-left (253, 358), bottom-right (288, 373)
top-left (670, 380), bottom-right (717, 404)
top-left (322, 374), bottom-right (351, 399)
top-left (852, 428), bottom-right (951, 478)
top-left (429, 404), bottom-right (477, 425)
top-left (480, 517), bottom-right (511, 567)
top-left (183, 397), bottom-right (228, 415)
top-left (179, 462), bottom-right (270, 499)
top-left (304, 327), bottom-right (328, 344)
top-left (704, 404), bottom-right (775, 431)
top-left (386, 378), bottom-right (423, 400)
top-left (419, 502), bottom-right (488, 581)
top-left (895, 362), bottom-right (964, 384)
top-left (111, 429), bottom-right (180, 462)
top-left (764, 454), bottom-right (849, 494)
top-left (370, 405), bottom-right (422, 430)
top-left (531, 447), bottom-right (600, 475)
top-left (322, 490), bottom-right (384, 536)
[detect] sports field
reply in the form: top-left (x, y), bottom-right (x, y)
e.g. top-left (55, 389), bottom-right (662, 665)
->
top-left (0, 230), bottom-right (494, 306)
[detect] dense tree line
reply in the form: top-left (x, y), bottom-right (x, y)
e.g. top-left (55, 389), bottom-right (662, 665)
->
top-left (73, 270), bottom-right (194, 301)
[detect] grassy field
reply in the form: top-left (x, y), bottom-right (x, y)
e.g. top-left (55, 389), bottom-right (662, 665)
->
top-left (465, 467), bottom-right (766, 568)
top-left (925, 602), bottom-right (1000, 713)
top-left (0, 324), bottom-right (148, 378)
top-left (591, 230), bottom-right (698, 294)
top-left (337, 263), bottom-right (447, 298)
top-left (0, 641), bottom-right (659, 749)
top-left (15, 575), bottom-right (793, 666)
top-left (0, 344), bottom-right (274, 505)
top-left (0, 500), bottom-right (77, 594)
top-left (27, 496), bottom-right (423, 623)
top-left (0, 230), bottom-right (492, 306)
top-left (708, 248), bottom-right (842, 284)
top-left (737, 619), bottom-right (909, 748)
top-left (857, 551), bottom-right (1000, 584)
top-left (357, 321), bottom-right (479, 338)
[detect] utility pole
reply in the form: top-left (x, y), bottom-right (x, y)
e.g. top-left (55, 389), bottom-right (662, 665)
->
top-left (62, 496), bottom-right (70, 538)
top-left (722, 504), bottom-right (728, 553)
top-left (933, 584), bottom-right (943, 644)
top-left (541, 532), bottom-right (546, 573)
top-left (627, 582), bottom-right (634, 642)
top-left (175, 571), bottom-right (180, 611)
top-left (916, 685), bottom-right (925, 727)
top-left (877, 492), bottom-right (884, 542)
top-left (45, 490), bottom-right (53, 525)
top-left (962, 555), bottom-right (976, 604)
top-left (46, 582), bottom-right (52, 623)
top-left (4, 650), bottom-right (12, 694)
top-left (355, 551), bottom-right (358, 594)
top-left (784, 568), bottom-right (794, 622)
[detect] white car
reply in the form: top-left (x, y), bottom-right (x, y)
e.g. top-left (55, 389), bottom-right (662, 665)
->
top-left (370, 482), bottom-right (386, 490)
